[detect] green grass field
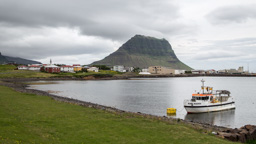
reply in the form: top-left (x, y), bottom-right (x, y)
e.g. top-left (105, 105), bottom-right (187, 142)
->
top-left (0, 65), bottom-right (55, 78)
top-left (56, 70), bottom-right (122, 78)
top-left (0, 65), bottom-right (16, 71)
top-left (0, 65), bottom-right (121, 78)
top-left (0, 85), bottom-right (234, 144)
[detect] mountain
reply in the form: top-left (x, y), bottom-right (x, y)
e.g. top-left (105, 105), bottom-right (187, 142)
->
top-left (91, 35), bottom-right (192, 70)
top-left (0, 53), bottom-right (8, 64)
top-left (0, 52), bottom-right (41, 65)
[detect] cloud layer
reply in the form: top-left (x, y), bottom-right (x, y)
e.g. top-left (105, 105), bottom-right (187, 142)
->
top-left (206, 5), bottom-right (256, 24)
top-left (0, 0), bottom-right (256, 71)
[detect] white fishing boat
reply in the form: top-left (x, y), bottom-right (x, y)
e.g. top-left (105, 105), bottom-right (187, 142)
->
top-left (184, 79), bottom-right (235, 113)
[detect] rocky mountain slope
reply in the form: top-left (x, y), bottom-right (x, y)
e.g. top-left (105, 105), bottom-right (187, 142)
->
top-left (91, 35), bottom-right (192, 70)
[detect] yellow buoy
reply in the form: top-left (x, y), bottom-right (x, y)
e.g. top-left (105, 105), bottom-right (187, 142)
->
top-left (167, 108), bottom-right (176, 114)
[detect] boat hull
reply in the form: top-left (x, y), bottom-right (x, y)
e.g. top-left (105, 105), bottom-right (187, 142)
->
top-left (184, 102), bottom-right (235, 113)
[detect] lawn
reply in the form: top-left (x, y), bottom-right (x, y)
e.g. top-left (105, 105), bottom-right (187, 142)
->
top-left (0, 85), bottom-right (234, 144)
top-left (0, 65), bottom-right (121, 78)
top-left (0, 65), bottom-right (55, 78)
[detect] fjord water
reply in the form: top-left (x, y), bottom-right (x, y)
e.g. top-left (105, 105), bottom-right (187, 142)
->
top-left (29, 77), bottom-right (256, 128)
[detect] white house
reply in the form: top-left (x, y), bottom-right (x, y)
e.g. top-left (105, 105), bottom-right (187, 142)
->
top-left (191, 70), bottom-right (206, 74)
top-left (174, 69), bottom-right (186, 74)
top-left (60, 65), bottom-right (74, 72)
top-left (141, 68), bottom-right (149, 72)
top-left (18, 65), bottom-right (28, 70)
top-left (124, 67), bottom-right (134, 72)
top-left (28, 65), bottom-right (41, 71)
top-left (88, 67), bottom-right (99, 72)
top-left (113, 65), bottom-right (125, 72)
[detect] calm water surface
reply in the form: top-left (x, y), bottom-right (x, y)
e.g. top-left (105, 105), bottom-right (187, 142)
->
top-left (28, 77), bottom-right (256, 128)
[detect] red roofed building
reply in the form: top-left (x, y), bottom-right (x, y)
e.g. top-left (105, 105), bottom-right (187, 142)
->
top-left (44, 65), bottom-right (60, 73)
top-left (18, 65), bottom-right (28, 70)
top-left (41, 59), bottom-right (60, 73)
top-left (73, 64), bottom-right (80, 66)
top-left (60, 65), bottom-right (74, 72)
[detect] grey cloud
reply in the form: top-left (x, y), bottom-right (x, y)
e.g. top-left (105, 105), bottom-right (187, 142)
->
top-left (0, 0), bottom-right (187, 40)
top-left (0, 26), bottom-right (117, 60)
top-left (206, 5), bottom-right (256, 25)
top-left (1, 43), bottom-right (113, 60)
top-left (0, 0), bottom-right (199, 62)
top-left (192, 51), bottom-right (243, 61)
top-left (189, 37), bottom-right (256, 61)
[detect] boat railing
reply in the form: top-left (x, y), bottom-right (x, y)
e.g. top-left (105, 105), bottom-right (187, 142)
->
top-left (210, 90), bottom-right (231, 97)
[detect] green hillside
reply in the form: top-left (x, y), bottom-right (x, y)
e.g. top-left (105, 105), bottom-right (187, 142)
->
top-left (91, 35), bottom-right (192, 70)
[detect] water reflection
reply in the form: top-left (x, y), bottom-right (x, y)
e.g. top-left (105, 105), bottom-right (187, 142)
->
top-left (28, 77), bottom-right (256, 128)
top-left (184, 109), bottom-right (235, 127)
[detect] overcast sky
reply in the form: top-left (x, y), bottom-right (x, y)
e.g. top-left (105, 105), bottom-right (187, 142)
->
top-left (1, 0), bottom-right (256, 72)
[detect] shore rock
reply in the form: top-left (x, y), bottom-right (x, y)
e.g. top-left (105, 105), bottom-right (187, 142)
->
top-left (218, 125), bottom-right (256, 143)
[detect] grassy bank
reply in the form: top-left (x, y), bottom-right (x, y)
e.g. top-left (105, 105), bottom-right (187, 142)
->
top-left (0, 65), bottom-right (122, 78)
top-left (0, 65), bottom-right (55, 78)
top-left (56, 70), bottom-right (122, 78)
top-left (0, 85), bottom-right (234, 144)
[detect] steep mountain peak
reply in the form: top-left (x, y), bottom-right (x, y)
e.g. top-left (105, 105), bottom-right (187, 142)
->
top-left (91, 35), bottom-right (192, 70)
top-left (120, 34), bottom-right (175, 57)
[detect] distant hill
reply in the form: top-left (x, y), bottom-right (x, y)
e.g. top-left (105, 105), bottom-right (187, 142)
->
top-left (0, 52), bottom-right (41, 65)
top-left (0, 53), bottom-right (8, 64)
top-left (91, 35), bottom-right (192, 70)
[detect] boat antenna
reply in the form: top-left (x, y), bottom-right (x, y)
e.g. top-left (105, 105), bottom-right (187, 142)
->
top-left (248, 62), bottom-right (250, 74)
top-left (201, 79), bottom-right (205, 94)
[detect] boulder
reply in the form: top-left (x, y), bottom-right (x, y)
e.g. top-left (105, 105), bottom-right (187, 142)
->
top-left (245, 125), bottom-right (255, 131)
top-left (237, 132), bottom-right (247, 143)
top-left (217, 132), bottom-right (238, 141)
top-left (248, 127), bottom-right (256, 140)
top-left (230, 128), bottom-right (242, 133)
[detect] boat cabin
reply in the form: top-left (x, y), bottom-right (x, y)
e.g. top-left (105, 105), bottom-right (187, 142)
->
top-left (191, 94), bottom-right (213, 102)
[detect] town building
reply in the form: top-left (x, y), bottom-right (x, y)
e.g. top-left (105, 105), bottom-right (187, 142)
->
top-left (28, 65), bottom-right (41, 71)
top-left (41, 59), bottom-right (60, 73)
top-left (139, 68), bottom-right (150, 74)
top-left (73, 64), bottom-right (82, 72)
top-left (60, 65), bottom-right (74, 72)
top-left (44, 65), bottom-right (60, 73)
top-left (174, 69), bottom-right (186, 74)
top-left (113, 65), bottom-right (125, 72)
top-left (124, 67), bottom-right (134, 72)
top-left (205, 69), bottom-right (216, 74)
top-left (87, 67), bottom-right (99, 72)
top-left (141, 68), bottom-right (149, 72)
top-left (191, 70), bottom-right (206, 74)
top-left (238, 67), bottom-right (244, 73)
top-left (148, 66), bottom-right (175, 74)
top-left (17, 65), bottom-right (28, 70)
top-left (217, 69), bottom-right (227, 74)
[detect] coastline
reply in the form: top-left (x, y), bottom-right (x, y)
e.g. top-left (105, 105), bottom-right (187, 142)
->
top-left (0, 73), bottom-right (255, 82)
top-left (0, 78), bottom-right (255, 142)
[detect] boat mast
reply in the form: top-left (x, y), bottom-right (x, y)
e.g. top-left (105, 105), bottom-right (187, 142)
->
top-left (201, 79), bottom-right (205, 94)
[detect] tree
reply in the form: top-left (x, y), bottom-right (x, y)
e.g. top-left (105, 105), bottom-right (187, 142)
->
top-left (132, 67), bottom-right (141, 73)
top-left (92, 65), bottom-right (110, 70)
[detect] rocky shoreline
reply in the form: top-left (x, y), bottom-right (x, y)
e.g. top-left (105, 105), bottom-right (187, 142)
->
top-left (0, 78), bottom-right (255, 143)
